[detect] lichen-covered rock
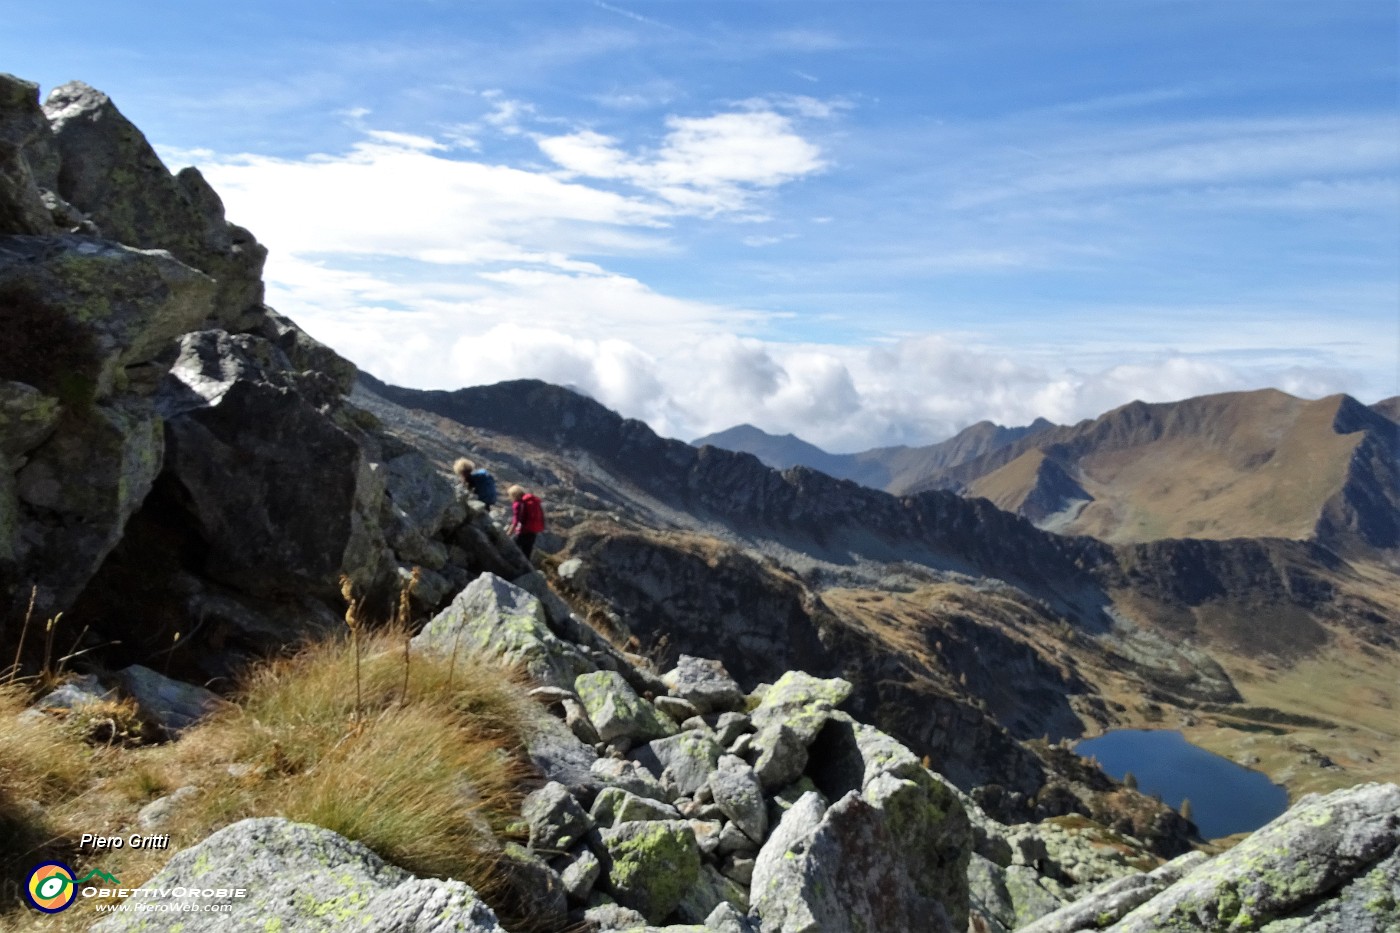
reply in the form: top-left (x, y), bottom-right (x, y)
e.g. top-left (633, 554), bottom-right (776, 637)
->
top-left (0, 235), bottom-right (217, 402)
top-left (597, 819), bottom-right (702, 923)
top-left (147, 326), bottom-right (402, 617)
top-left (1015, 851), bottom-right (1204, 933)
top-left (525, 711), bottom-right (602, 800)
top-left (709, 754), bottom-right (767, 844)
top-left (673, 862), bottom-right (749, 924)
top-left (592, 756), bottom-right (670, 802)
top-left (0, 381), bottom-right (61, 461)
top-left (575, 669), bottom-right (678, 744)
top-left (648, 729), bottom-right (724, 797)
top-left (91, 817), bottom-right (503, 932)
top-left (582, 899), bottom-right (648, 931)
top-left (414, 573), bottom-right (595, 689)
top-left (663, 654), bottom-right (745, 714)
top-left (495, 842), bottom-right (569, 932)
top-left (749, 670), bottom-right (852, 743)
top-left (13, 396), bottom-right (163, 612)
top-left (1106, 782), bottom-right (1400, 933)
top-left (864, 768), bottom-right (972, 930)
top-left (116, 664), bottom-right (224, 733)
top-left (591, 786), bottom-right (682, 827)
top-left (254, 307), bottom-right (357, 395)
top-left (0, 74), bottom-right (57, 235)
top-left (560, 847), bottom-right (602, 904)
top-left (714, 711), bottom-right (752, 748)
top-left (655, 694), bottom-right (700, 722)
top-left (1259, 845), bottom-right (1398, 933)
top-left (751, 721), bottom-right (808, 790)
top-left (522, 780), bottom-right (594, 854)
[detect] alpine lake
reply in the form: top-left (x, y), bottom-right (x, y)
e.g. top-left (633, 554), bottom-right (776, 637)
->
top-left (1075, 728), bottom-right (1289, 840)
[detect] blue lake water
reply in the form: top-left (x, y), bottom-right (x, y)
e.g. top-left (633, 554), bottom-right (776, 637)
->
top-left (1075, 729), bottom-right (1289, 839)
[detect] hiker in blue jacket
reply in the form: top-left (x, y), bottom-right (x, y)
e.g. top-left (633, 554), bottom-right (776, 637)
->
top-left (453, 458), bottom-right (499, 512)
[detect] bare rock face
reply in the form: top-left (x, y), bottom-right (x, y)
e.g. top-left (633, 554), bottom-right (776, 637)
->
top-left (157, 329), bottom-right (393, 601)
top-left (0, 235), bottom-right (217, 401)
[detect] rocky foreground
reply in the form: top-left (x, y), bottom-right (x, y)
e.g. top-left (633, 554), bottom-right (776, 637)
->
top-left (2, 72), bottom-right (1398, 931)
top-left (80, 574), bottom-right (1400, 932)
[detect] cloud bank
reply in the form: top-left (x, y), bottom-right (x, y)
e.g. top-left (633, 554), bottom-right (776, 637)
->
top-left (181, 96), bottom-right (1386, 453)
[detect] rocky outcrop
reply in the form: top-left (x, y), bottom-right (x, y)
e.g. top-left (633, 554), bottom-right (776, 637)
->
top-left (0, 76), bottom-right (542, 675)
top-left (40, 80), bottom-right (267, 324)
top-left (1019, 782), bottom-right (1400, 933)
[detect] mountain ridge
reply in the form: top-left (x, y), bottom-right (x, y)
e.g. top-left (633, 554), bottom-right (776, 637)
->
top-left (695, 389), bottom-right (1399, 553)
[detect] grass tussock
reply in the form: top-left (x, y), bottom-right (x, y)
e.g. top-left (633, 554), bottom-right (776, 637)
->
top-left (192, 624), bottom-right (535, 887)
top-left (0, 624), bottom-right (541, 929)
top-left (0, 683), bottom-right (96, 909)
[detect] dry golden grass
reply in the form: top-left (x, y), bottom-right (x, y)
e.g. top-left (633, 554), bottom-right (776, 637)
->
top-left (0, 627), bottom-right (541, 930)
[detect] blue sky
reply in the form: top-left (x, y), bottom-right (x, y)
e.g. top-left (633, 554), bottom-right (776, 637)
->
top-left (8, 1), bottom-right (1398, 450)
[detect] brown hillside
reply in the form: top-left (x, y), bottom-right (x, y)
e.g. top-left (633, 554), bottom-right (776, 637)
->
top-left (939, 390), bottom-right (1392, 546)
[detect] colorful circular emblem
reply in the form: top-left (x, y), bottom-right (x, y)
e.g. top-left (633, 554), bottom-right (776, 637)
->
top-left (25, 861), bottom-right (77, 913)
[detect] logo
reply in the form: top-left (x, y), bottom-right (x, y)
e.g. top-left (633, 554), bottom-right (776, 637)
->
top-left (24, 863), bottom-right (121, 913)
top-left (25, 862), bottom-right (77, 913)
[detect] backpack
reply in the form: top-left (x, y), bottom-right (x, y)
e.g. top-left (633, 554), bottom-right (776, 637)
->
top-left (519, 493), bottom-right (546, 533)
top-left (469, 469), bottom-right (498, 506)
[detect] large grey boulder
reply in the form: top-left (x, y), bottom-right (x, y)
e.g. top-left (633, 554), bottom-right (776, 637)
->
top-left (751, 790), bottom-right (955, 933)
top-left (91, 817), bottom-right (504, 932)
top-left (1014, 851), bottom-right (1205, 933)
top-left (591, 786), bottom-right (682, 827)
top-left (662, 654), bottom-right (745, 714)
top-left (648, 729), bottom-right (724, 797)
top-left (709, 754), bottom-right (767, 844)
top-left (1105, 782), bottom-right (1400, 933)
top-left (803, 716), bottom-right (973, 929)
top-left (750, 721), bottom-right (809, 790)
top-left (0, 235), bottom-right (216, 402)
top-left (575, 669), bottom-right (678, 744)
top-left (524, 709), bottom-right (603, 799)
top-left (42, 81), bottom-right (267, 324)
top-left (0, 381), bottom-right (61, 462)
top-left (749, 670), bottom-right (852, 743)
top-left (591, 756), bottom-right (670, 802)
top-left (597, 819), bottom-right (702, 923)
top-left (413, 573), bottom-right (595, 689)
top-left (158, 330), bottom-right (391, 601)
top-left (522, 780), bottom-right (594, 854)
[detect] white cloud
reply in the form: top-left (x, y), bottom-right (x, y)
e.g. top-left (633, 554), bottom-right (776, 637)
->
top-left (363, 129), bottom-right (447, 151)
top-left (539, 109), bottom-right (825, 214)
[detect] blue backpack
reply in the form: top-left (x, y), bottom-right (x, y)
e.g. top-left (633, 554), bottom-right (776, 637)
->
top-left (469, 469), bottom-right (498, 506)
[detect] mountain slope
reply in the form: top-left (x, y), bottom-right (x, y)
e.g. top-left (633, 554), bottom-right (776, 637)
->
top-left (914, 389), bottom-right (1399, 551)
top-left (355, 374), bottom-right (1400, 807)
